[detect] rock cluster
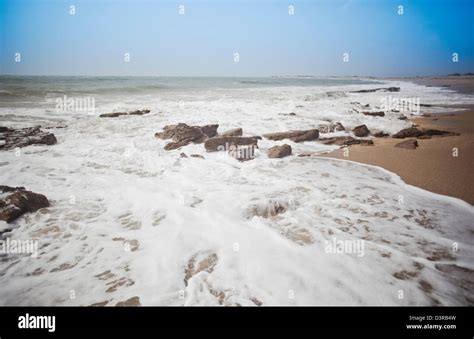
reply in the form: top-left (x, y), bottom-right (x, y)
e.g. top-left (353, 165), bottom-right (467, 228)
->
top-left (0, 126), bottom-right (57, 151)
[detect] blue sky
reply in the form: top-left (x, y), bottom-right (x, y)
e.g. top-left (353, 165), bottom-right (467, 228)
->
top-left (1, 0), bottom-right (473, 76)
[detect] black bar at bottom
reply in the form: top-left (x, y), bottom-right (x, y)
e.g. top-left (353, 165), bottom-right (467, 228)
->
top-left (0, 306), bottom-right (471, 335)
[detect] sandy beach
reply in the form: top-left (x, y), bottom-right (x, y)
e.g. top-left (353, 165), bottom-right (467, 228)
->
top-left (322, 77), bottom-right (474, 205)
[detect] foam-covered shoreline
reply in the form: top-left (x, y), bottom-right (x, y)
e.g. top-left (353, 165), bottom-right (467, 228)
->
top-left (0, 78), bottom-right (473, 306)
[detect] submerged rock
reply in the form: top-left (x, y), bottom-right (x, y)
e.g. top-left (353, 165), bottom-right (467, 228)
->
top-left (267, 144), bottom-right (292, 158)
top-left (351, 87), bottom-right (400, 93)
top-left (0, 186), bottom-right (50, 223)
top-left (99, 109), bottom-right (150, 118)
top-left (263, 129), bottom-right (319, 142)
top-left (0, 126), bottom-right (57, 151)
top-left (362, 111), bottom-right (385, 117)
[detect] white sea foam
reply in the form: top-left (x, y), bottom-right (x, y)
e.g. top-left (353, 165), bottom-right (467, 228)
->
top-left (0, 79), bottom-right (472, 306)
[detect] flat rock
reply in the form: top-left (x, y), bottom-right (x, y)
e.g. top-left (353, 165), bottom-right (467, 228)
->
top-left (393, 127), bottom-right (458, 139)
top-left (320, 136), bottom-right (373, 146)
top-left (0, 186), bottom-right (50, 223)
top-left (263, 129), bottom-right (319, 142)
top-left (395, 139), bottom-right (418, 149)
top-left (267, 144), bottom-right (292, 158)
top-left (353, 124), bottom-right (370, 137)
top-left (373, 132), bottom-right (389, 138)
top-left (0, 126), bottom-right (57, 151)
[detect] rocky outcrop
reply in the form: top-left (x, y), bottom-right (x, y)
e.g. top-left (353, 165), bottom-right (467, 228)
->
top-left (204, 136), bottom-right (258, 152)
top-left (319, 136), bottom-right (373, 146)
top-left (220, 128), bottom-right (243, 137)
top-left (267, 144), bottom-right (292, 158)
top-left (0, 126), bottom-right (57, 151)
top-left (0, 186), bottom-right (50, 223)
top-left (395, 139), bottom-right (418, 149)
top-left (155, 123), bottom-right (218, 150)
top-left (99, 109), bottom-right (150, 118)
top-left (318, 123), bottom-right (345, 133)
top-left (263, 129), bottom-right (319, 142)
top-left (352, 125), bottom-right (370, 137)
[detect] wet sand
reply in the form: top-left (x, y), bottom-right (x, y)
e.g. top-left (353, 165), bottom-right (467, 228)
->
top-left (322, 77), bottom-right (474, 205)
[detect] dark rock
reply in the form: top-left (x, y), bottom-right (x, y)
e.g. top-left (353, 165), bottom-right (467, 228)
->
top-left (362, 111), bottom-right (385, 117)
top-left (128, 109), bottom-right (150, 115)
top-left (373, 132), bottom-right (389, 138)
top-left (267, 144), bottom-right (292, 158)
top-left (180, 153), bottom-right (188, 158)
top-left (0, 127), bottom-right (57, 151)
top-left (353, 124), bottom-right (370, 137)
top-left (392, 127), bottom-right (424, 138)
top-left (351, 87), bottom-right (400, 93)
top-left (221, 128), bottom-right (243, 137)
top-left (320, 136), bottom-right (373, 146)
top-left (190, 154), bottom-right (205, 159)
top-left (99, 112), bottom-right (128, 118)
top-left (204, 136), bottom-right (258, 152)
top-left (398, 115), bottom-right (408, 120)
top-left (0, 186), bottom-right (50, 223)
top-left (263, 129), bottom-right (319, 142)
top-left (395, 139), bottom-right (418, 149)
